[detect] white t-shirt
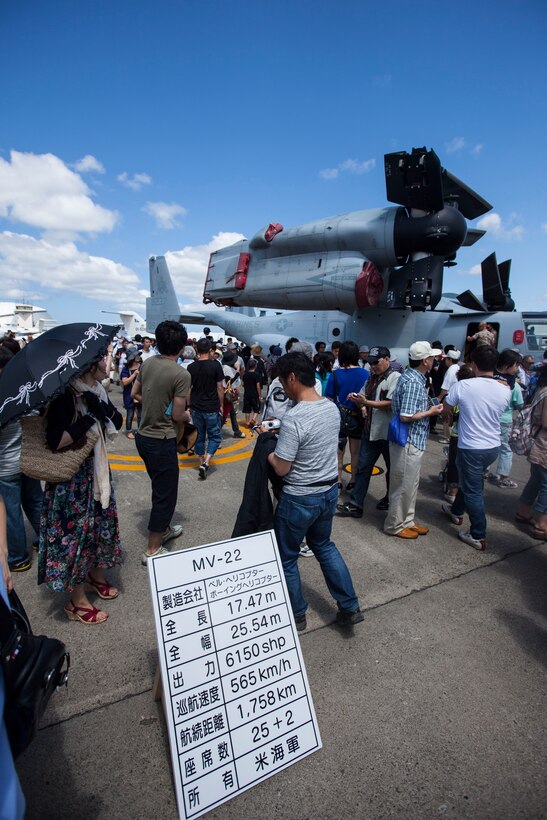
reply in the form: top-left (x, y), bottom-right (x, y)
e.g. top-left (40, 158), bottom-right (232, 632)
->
top-left (446, 377), bottom-right (509, 449)
top-left (140, 348), bottom-right (158, 361)
top-left (441, 362), bottom-right (461, 392)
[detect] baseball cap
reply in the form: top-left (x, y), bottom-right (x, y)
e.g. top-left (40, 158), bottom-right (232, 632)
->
top-left (359, 345), bottom-right (369, 354)
top-left (445, 348), bottom-right (461, 361)
top-left (408, 341), bottom-right (443, 361)
top-left (368, 346), bottom-right (391, 362)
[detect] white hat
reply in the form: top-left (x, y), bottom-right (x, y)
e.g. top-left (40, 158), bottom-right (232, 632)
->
top-left (445, 349), bottom-right (461, 360)
top-left (408, 341), bottom-right (443, 361)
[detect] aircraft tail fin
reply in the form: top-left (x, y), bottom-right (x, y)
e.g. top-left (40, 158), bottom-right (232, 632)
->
top-left (146, 256), bottom-right (181, 331)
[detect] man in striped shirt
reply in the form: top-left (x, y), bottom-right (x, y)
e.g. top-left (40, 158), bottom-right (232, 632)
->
top-left (384, 342), bottom-right (444, 539)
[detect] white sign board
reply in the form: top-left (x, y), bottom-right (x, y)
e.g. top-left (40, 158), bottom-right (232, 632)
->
top-left (148, 529), bottom-right (322, 819)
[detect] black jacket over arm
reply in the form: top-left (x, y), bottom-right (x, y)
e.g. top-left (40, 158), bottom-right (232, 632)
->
top-left (232, 433), bottom-right (284, 537)
top-left (46, 388), bottom-right (122, 451)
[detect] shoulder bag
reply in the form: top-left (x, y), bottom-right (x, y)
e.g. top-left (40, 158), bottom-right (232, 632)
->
top-left (20, 412), bottom-right (98, 484)
top-left (0, 588), bottom-right (70, 759)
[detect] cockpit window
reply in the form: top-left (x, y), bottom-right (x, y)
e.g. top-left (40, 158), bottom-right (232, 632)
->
top-left (524, 320), bottom-right (547, 351)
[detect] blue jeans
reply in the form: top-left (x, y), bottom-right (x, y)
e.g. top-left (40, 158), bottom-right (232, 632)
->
top-left (452, 447), bottom-right (499, 540)
top-left (125, 403), bottom-right (142, 431)
top-left (0, 473), bottom-right (43, 565)
top-left (275, 484), bottom-right (360, 618)
top-left (520, 463), bottom-right (547, 515)
top-left (495, 422), bottom-right (513, 477)
top-left (192, 411), bottom-right (222, 458)
top-left (350, 434), bottom-right (390, 508)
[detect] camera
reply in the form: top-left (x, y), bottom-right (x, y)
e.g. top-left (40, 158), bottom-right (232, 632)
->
top-left (253, 419), bottom-right (281, 431)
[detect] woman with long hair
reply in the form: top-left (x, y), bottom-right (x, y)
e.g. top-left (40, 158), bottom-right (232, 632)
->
top-left (39, 348), bottom-right (123, 624)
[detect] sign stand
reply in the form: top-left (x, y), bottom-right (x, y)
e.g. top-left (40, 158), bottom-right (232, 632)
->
top-left (147, 529), bottom-right (322, 820)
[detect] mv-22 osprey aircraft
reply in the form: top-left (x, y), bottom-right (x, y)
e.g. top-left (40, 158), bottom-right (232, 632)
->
top-left (146, 147), bottom-right (547, 359)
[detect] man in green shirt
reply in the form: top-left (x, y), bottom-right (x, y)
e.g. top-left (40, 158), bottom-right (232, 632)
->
top-left (132, 321), bottom-right (191, 562)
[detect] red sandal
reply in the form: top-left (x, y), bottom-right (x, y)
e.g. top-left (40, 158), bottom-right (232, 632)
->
top-left (65, 601), bottom-right (109, 624)
top-left (86, 574), bottom-right (119, 599)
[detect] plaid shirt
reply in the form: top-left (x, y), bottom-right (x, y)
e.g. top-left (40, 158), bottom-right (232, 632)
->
top-left (391, 367), bottom-right (430, 451)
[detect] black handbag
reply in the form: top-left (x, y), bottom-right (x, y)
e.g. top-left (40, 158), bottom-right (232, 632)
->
top-left (0, 588), bottom-right (70, 759)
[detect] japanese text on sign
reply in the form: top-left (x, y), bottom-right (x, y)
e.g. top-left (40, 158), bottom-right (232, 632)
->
top-left (148, 530), bottom-right (322, 819)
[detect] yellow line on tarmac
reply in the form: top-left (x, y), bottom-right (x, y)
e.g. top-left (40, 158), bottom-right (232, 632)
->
top-left (109, 449), bottom-right (254, 471)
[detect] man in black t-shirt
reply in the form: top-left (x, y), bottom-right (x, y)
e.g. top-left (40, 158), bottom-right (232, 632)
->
top-left (188, 338), bottom-right (225, 479)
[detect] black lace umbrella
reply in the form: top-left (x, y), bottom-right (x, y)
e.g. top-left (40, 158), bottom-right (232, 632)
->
top-left (0, 322), bottom-right (119, 427)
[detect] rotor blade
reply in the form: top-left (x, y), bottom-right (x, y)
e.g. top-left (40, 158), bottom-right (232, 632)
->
top-left (386, 254), bottom-right (445, 311)
top-left (384, 147), bottom-right (444, 212)
top-left (498, 259), bottom-right (512, 292)
top-left (481, 252), bottom-right (504, 308)
top-left (441, 169), bottom-right (493, 219)
top-left (456, 290), bottom-right (487, 312)
top-left (462, 228), bottom-right (486, 247)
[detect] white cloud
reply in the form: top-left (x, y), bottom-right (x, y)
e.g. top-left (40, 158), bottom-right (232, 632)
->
top-left (117, 171), bottom-right (152, 191)
top-left (0, 151), bottom-right (118, 234)
top-left (0, 231), bottom-right (144, 308)
top-left (143, 201), bottom-right (187, 230)
top-left (541, 222), bottom-right (547, 233)
top-left (340, 158), bottom-right (376, 175)
top-left (445, 137), bottom-right (466, 154)
top-left (73, 155), bottom-right (105, 174)
top-left (469, 264), bottom-right (482, 276)
top-left (471, 144), bottom-right (483, 156)
top-left (165, 231), bottom-right (246, 304)
top-left (476, 212), bottom-right (524, 240)
top-left (319, 157), bottom-right (376, 180)
top-left (319, 168), bottom-right (339, 180)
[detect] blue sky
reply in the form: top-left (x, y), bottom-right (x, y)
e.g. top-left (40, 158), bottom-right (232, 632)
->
top-left (1, 0), bottom-right (546, 330)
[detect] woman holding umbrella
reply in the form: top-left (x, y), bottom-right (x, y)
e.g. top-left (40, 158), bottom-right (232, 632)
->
top-left (38, 346), bottom-right (123, 624)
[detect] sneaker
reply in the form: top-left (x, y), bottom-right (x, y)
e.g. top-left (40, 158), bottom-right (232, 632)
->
top-left (161, 524), bottom-right (183, 545)
top-left (441, 502), bottom-right (463, 526)
top-left (9, 558), bottom-right (31, 572)
top-left (336, 503), bottom-right (363, 518)
top-left (497, 478), bottom-right (518, 489)
top-left (199, 463), bottom-right (209, 480)
top-left (336, 608), bottom-right (365, 627)
top-left (376, 496), bottom-right (389, 511)
top-left (295, 614), bottom-right (307, 632)
top-left (299, 544), bottom-right (314, 558)
top-left (141, 545), bottom-right (170, 565)
top-left (458, 530), bottom-right (486, 551)
top-left (233, 431), bottom-right (245, 438)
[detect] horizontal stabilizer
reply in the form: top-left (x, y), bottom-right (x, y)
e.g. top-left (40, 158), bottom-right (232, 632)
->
top-left (462, 228), bottom-right (486, 247)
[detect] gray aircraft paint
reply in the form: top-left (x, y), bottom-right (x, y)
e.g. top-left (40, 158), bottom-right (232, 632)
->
top-left (146, 147), bottom-right (547, 359)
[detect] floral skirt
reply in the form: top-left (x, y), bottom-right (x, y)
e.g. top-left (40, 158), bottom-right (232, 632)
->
top-left (38, 457), bottom-right (123, 592)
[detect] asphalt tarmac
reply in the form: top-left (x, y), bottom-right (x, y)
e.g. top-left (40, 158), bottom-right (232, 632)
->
top-left (12, 389), bottom-right (547, 819)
